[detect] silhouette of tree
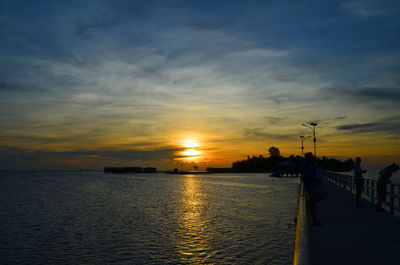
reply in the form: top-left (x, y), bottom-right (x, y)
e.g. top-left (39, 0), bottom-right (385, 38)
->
top-left (268, 147), bottom-right (281, 157)
top-left (317, 156), bottom-right (354, 172)
top-left (228, 147), bottom-right (354, 173)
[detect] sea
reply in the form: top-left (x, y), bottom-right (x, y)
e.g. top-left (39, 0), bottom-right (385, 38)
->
top-left (342, 168), bottom-right (400, 184)
top-left (0, 172), bottom-right (299, 265)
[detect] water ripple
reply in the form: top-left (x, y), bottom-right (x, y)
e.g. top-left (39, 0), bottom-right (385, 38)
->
top-left (0, 172), bottom-right (298, 264)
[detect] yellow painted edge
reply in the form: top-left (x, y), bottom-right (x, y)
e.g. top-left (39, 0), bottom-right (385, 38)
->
top-left (293, 182), bottom-right (304, 265)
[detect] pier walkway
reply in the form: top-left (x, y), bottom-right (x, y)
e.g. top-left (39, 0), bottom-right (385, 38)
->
top-left (307, 180), bottom-right (400, 265)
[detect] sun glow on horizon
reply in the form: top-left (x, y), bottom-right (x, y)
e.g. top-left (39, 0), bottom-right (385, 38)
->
top-left (182, 149), bottom-right (201, 157)
top-left (174, 135), bottom-right (205, 161)
top-left (182, 139), bottom-right (200, 148)
top-left (179, 148), bottom-right (203, 161)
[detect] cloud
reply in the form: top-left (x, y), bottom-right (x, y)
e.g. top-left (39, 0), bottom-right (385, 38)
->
top-left (337, 122), bottom-right (382, 132)
top-left (336, 116), bottom-right (400, 136)
top-left (0, 145), bottom-right (181, 170)
top-left (0, 80), bottom-right (11, 91)
top-left (320, 85), bottom-right (400, 108)
top-left (265, 116), bottom-right (286, 125)
top-left (341, 1), bottom-right (400, 18)
top-left (74, 13), bottom-right (120, 39)
top-left (341, 87), bottom-right (400, 102)
top-left (98, 148), bottom-right (180, 161)
top-left (243, 128), bottom-right (295, 140)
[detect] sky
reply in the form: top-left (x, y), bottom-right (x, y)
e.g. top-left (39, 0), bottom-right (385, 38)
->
top-left (0, 0), bottom-right (399, 170)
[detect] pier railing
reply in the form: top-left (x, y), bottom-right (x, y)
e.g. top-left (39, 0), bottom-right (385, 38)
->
top-left (322, 171), bottom-right (400, 215)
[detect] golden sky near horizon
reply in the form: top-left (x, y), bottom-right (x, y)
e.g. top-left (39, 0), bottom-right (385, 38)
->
top-left (0, 1), bottom-right (399, 170)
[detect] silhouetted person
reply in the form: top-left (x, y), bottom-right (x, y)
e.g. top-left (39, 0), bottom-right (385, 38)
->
top-left (375, 163), bottom-right (399, 211)
top-left (353, 157), bottom-right (366, 207)
top-left (300, 152), bottom-right (326, 225)
top-left (314, 163), bottom-right (323, 186)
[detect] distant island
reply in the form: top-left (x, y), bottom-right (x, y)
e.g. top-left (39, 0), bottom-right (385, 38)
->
top-left (207, 147), bottom-right (354, 173)
top-left (104, 167), bottom-right (157, 173)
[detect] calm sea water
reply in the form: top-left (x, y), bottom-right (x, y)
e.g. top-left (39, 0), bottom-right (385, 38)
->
top-left (342, 168), bottom-right (400, 184)
top-left (0, 172), bottom-right (299, 265)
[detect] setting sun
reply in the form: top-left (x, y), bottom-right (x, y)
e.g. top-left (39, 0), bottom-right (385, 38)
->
top-left (176, 135), bottom-right (205, 161)
top-left (182, 149), bottom-right (201, 157)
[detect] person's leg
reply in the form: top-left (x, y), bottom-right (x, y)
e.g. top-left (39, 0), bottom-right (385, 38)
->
top-left (355, 182), bottom-right (359, 204)
top-left (382, 184), bottom-right (387, 206)
top-left (310, 201), bottom-right (323, 225)
top-left (310, 201), bottom-right (317, 223)
top-left (356, 182), bottom-right (363, 207)
top-left (376, 186), bottom-right (381, 208)
top-left (376, 184), bottom-right (384, 210)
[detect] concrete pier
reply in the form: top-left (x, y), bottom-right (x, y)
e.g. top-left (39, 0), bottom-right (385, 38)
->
top-left (307, 180), bottom-right (400, 265)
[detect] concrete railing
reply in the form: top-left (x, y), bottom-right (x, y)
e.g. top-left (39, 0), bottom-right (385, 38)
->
top-left (293, 182), bottom-right (310, 265)
top-left (322, 171), bottom-right (400, 215)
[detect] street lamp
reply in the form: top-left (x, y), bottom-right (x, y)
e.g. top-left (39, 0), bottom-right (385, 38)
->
top-left (302, 122), bottom-right (318, 157)
top-left (299, 135), bottom-right (311, 156)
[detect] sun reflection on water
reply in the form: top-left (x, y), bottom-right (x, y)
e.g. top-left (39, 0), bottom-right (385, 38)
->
top-left (177, 175), bottom-right (212, 263)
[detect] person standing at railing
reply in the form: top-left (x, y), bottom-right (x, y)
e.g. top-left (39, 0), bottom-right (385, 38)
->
top-left (353, 157), bottom-right (367, 208)
top-left (314, 164), bottom-right (323, 186)
top-left (375, 163), bottom-right (400, 211)
top-left (300, 152), bottom-right (327, 225)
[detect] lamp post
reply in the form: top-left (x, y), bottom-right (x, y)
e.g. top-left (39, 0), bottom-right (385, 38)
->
top-left (302, 122), bottom-right (318, 157)
top-left (299, 135), bottom-right (311, 156)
